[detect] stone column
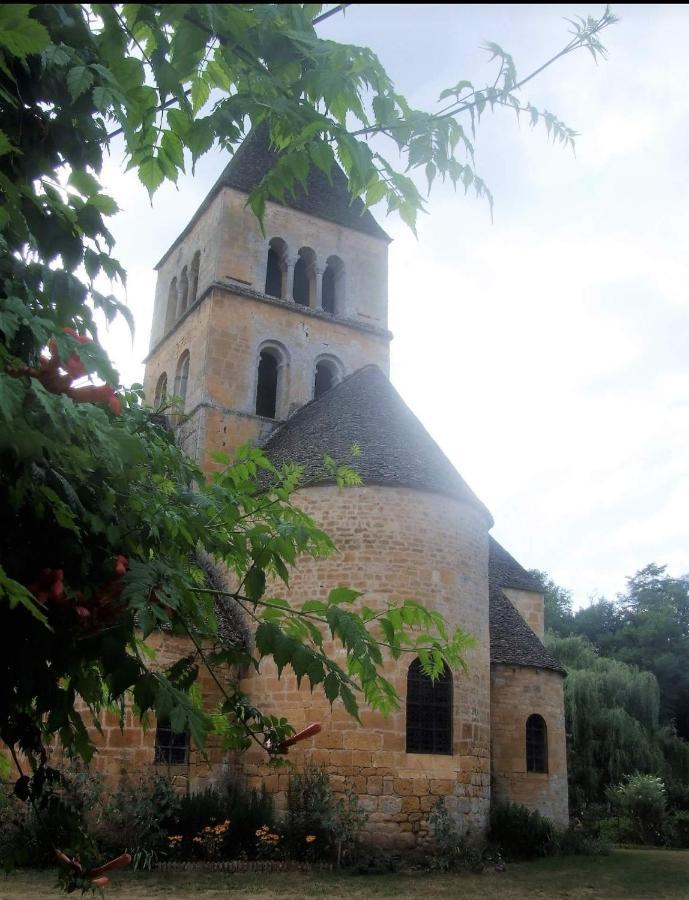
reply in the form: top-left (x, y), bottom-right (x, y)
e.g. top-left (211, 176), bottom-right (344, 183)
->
top-left (313, 266), bottom-right (324, 309)
top-left (285, 258), bottom-right (297, 302)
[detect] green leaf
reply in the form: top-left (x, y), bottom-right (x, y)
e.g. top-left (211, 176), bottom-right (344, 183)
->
top-left (138, 157), bottom-right (165, 197)
top-left (67, 65), bottom-right (94, 101)
top-left (0, 6), bottom-right (50, 59)
top-left (89, 194), bottom-right (119, 215)
top-left (328, 587), bottom-right (363, 606)
top-left (191, 75), bottom-right (210, 113)
top-left (0, 129), bottom-right (18, 157)
top-left (68, 169), bottom-right (101, 197)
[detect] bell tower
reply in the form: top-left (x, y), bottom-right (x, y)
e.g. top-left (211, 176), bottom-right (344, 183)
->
top-left (143, 126), bottom-right (392, 469)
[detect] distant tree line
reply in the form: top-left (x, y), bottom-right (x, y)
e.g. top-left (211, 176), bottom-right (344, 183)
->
top-left (531, 564), bottom-right (689, 815)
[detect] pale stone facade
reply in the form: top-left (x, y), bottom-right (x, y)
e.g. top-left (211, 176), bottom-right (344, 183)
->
top-left (92, 127), bottom-right (570, 846)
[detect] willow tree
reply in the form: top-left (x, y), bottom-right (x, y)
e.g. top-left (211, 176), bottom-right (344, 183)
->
top-left (547, 634), bottom-right (689, 812)
top-left (0, 4), bottom-right (617, 882)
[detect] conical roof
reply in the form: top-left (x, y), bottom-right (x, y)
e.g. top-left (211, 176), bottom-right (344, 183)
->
top-left (261, 365), bottom-right (492, 522)
top-left (218, 123), bottom-right (390, 241)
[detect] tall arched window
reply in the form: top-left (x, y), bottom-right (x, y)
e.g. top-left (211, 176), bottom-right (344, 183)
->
top-left (255, 349), bottom-right (279, 418)
top-left (265, 237), bottom-right (287, 299)
top-left (174, 351), bottom-right (190, 408)
top-left (189, 251), bottom-right (200, 306)
top-left (165, 277), bottom-right (178, 331)
top-left (313, 359), bottom-right (339, 400)
top-left (293, 246), bottom-right (316, 307)
top-left (526, 714), bottom-right (548, 773)
top-left (178, 266), bottom-right (189, 317)
top-left (406, 659), bottom-right (453, 755)
top-left (153, 372), bottom-right (168, 407)
top-left (322, 255), bottom-right (344, 315)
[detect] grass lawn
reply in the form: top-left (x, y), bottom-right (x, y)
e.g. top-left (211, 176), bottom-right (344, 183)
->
top-left (1, 849), bottom-right (688, 899)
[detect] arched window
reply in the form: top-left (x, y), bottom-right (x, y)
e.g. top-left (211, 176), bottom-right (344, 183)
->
top-left (322, 255), bottom-right (344, 315)
top-left (265, 237), bottom-right (287, 299)
top-left (313, 359), bottom-right (339, 400)
top-left (526, 714), bottom-right (548, 773)
top-left (189, 251), bottom-right (200, 307)
top-left (406, 658), bottom-right (453, 755)
top-left (255, 349), bottom-right (279, 418)
top-left (178, 266), bottom-right (189, 317)
top-left (174, 351), bottom-right (190, 408)
top-left (293, 246), bottom-right (316, 307)
top-left (165, 277), bottom-right (178, 331)
top-left (153, 372), bottom-right (168, 407)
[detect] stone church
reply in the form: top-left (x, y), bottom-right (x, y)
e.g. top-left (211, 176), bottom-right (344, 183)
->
top-left (113, 126), bottom-right (567, 848)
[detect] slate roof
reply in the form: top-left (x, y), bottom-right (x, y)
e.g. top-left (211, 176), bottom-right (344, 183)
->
top-left (261, 365), bottom-right (493, 522)
top-left (489, 537), bottom-right (543, 593)
top-left (488, 538), bottom-right (563, 673)
top-left (156, 124), bottom-right (389, 268)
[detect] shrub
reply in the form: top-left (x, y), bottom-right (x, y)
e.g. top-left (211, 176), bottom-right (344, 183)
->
top-left (283, 766), bottom-right (367, 864)
top-left (428, 799), bottom-right (484, 872)
top-left (607, 774), bottom-right (668, 845)
top-left (557, 826), bottom-right (610, 856)
top-left (489, 802), bottom-right (558, 859)
top-left (98, 771), bottom-right (180, 868)
top-left (667, 811), bottom-right (689, 848)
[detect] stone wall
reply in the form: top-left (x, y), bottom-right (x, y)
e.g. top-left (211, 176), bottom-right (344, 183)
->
top-left (239, 483), bottom-right (492, 850)
top-left (490, 664), bottom-right (568, 826)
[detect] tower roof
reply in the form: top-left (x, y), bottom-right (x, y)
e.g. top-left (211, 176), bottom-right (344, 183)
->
top-left (218, 124), bottom-right (390, 241)
top-left (156, 124), bottom-right (389, 268)
top-left (261, 365), bottom-right (492, 521)
top-left (489, 537), bottom-right (543, 593)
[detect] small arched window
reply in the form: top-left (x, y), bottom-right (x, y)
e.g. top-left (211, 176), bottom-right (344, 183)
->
top-left (153, 373), bottom-right (168, 407)
top-left (178, 266), bottom-right (189, 317)
top-left (406, 659), bottom-right (453, 755)
top-left (174, 351), bottom-right (190, 408)
top-left (293, 246), bottom-right (316, 307)
top-left (255, 349), bottom-right (279, 418)
top-left (265, 237), bottom-right (288, 299)
top-left (526, 714), bottom-right (548, 773)
top-left (189, 251), bottom-right (200, 307)
top-left (322, 255), bottom-right (344, 315)
top-left (314, 360), bottom-right (338, 400)
top-left (165, 277), bottom-right (178, 331)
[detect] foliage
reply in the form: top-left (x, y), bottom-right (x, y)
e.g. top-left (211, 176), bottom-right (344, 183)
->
top-left (0, 1), bottom-right (616, 878)
top-left (489, 802), bottom-right (559, 859)
top-left (546, 632), bottom-right (689, 814)
top-left (607, 774), bottom-right (668, 846)
top-left (284, 765), bottom-right (335, 860)
top-left (428, 799), bottom-right (484, 872)
top-left (97, 770), bottom-right (180, 868)
top-left (165, 781), bottom-right (274, 860)
top-left (530, 569), bottom-right (574, 634)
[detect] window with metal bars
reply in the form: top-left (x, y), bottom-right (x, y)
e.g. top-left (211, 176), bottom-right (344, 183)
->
top-left (526, 714), bottom-right (548, 773)
top-left (405, 658), bottom-right (453, 754)
top-left (154, 726), bottom-right (189, 765)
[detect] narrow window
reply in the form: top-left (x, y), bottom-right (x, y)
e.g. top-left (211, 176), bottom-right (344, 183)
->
top-left (178, 266), bottom-right (189, 317)
top-left (174, 350), bottom-right (190, 407)
top-left (293, 247), bottom-right (316, 307)
top-left (526, 714), bottom-right (548, 773)
top-left (406, 659), bottom-right (453, 754)
top-left (165, 277), bottom-right (178, 331)
top-left (322, 255), bottom-right (344, 314)
top-left (154, 726), bottom-right (189, 765)
top-left (153, 373), bottom-right (168, 407)
top-left (256, 350), bottom-right (279, 418)
top-left (265, 238), bottom-right (287, 298)
top-left (314, 361), bottom-right (336, 400)
top-left (189, 251), bottom-right (200, 306)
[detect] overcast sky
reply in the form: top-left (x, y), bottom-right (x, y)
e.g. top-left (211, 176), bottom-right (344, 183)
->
top-left (97, 4), bottom-right (689, 608)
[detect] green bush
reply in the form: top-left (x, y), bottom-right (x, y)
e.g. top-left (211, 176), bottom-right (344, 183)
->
top-left (607, 774), bottom-right (668, 845)
top-left (489, 802), bottom-right (558, 859)
top-left (98, 771), bottom-right (180, 869)
top-left (428, 799), bottom-right (484, 872)
top-left (284, 765), bottom-right (367, 864)
top-left (668, 810), bottom-right (689, 848)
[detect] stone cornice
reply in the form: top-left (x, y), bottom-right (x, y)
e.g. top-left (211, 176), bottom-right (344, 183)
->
top-left (144, 280), bottom-right (393, 364)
